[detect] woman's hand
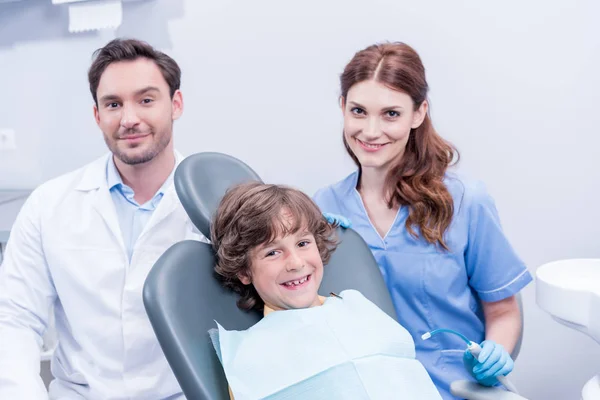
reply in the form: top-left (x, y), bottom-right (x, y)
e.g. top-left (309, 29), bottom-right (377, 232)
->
top-left (463, 340), bottom-right (514, 386)
top-left (322, 212), bottom-right (352, 228)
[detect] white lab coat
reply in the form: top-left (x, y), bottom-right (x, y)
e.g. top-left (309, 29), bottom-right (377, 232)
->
top-left (0, 152), bottom-right (206, 400)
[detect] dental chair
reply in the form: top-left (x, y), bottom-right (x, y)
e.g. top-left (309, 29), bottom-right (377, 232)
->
top-left (537, 259), bottom-right (600, 400)
top-left (143, 152), bottom-right (528, 400)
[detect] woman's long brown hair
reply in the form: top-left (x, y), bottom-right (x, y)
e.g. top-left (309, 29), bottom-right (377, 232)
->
top-left (341, 42), bottom-right (459, 250)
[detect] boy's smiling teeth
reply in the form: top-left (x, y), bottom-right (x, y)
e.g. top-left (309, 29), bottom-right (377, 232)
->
top-left (283, 275), bottom-right (309, 286)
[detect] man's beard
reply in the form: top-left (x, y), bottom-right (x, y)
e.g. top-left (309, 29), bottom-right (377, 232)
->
top-left (105, 130), bottom-right (172, 165)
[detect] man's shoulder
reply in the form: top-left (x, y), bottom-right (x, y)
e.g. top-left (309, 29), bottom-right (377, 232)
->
top-left (32, 154), bottom-right (108, 203)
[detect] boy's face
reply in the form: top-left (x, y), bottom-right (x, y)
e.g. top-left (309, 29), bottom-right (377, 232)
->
top-left (241, 214), bottom-right (324, 312)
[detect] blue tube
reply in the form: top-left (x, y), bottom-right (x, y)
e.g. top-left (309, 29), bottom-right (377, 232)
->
top-left (424, 328), bottom-right (471, 344)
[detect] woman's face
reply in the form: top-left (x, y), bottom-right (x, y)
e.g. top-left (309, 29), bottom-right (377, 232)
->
top-left (342, 79), bottom-right (427, 173)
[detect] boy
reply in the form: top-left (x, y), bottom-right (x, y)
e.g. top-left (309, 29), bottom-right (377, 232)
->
top-left (210, 182), bottom-right (442, 400)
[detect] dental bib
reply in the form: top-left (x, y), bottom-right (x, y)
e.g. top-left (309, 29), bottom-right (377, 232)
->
top-left (210, 290), bottom-right (442, 400)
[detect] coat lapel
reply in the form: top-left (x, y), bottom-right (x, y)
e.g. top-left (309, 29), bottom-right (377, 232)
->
top-left (75, 153), bottom-right (126, 253)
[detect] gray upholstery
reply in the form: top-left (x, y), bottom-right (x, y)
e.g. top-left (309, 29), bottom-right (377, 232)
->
top-left (143, 153), bottom-right (396, 399)
top-left (513, 293), bottom-right (524, 360)
top-left (143, 152), bottom-right (527, 400)
top-left (143, 240), bottom-right (257, 400)
top-left (174, 152), bottom-right (262, 238)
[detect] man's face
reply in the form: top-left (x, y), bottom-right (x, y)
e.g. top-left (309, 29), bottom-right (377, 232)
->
top-left (93, 58), bottom-right (183, 165)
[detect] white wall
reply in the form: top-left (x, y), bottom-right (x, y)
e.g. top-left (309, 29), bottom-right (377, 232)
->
top-left (1, 0), bottom-right (599, 398)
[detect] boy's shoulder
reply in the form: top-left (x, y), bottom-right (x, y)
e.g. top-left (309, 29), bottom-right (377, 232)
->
top-left (336, 289), bottom-right (384, 314)
top-left (337, 289), bottom-right (366, 301)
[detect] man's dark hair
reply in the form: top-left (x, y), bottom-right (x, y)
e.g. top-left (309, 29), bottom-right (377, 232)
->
top-left (88, 38), bottom-right (181, 104)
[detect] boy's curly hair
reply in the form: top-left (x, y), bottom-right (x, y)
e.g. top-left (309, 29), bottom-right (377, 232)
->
top-left (210, 182), bottom-right (338, 311)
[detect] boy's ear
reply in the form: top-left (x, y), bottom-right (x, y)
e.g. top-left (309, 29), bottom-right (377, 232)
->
top-left (238, 271), bottom-right (252, 285)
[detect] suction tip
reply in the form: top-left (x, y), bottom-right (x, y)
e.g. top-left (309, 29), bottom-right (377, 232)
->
top-left (421, 332), bottom-right (432, 340)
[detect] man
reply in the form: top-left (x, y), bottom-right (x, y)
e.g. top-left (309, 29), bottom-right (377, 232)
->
top-left (0, 38), bottom-right (205, 399)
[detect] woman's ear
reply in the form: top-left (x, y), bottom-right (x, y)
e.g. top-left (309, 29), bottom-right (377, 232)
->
top-left (411, 100), bottom-right (429, 129)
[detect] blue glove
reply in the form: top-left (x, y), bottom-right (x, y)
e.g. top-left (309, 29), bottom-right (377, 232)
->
top-left (463, 340), bottom-right (514, 387)
top-left (322, 212), bottom-right (352, 229)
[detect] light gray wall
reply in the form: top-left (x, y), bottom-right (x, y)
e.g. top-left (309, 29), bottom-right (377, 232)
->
top-left (1, 0), bottom-right (599, 398)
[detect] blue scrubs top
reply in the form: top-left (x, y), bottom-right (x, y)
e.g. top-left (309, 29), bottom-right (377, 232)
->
top-left (313, 171), bottom-right (533, 400)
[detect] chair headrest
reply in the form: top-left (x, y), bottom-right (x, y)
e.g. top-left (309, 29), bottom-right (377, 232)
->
top-left (175, 152), bottom-right (263, 238)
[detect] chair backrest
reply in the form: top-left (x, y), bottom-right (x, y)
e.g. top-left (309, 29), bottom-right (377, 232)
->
top-left (512, 292), bottom-right (524, 360)
top-left (143, 152), bottom-right (396, 400)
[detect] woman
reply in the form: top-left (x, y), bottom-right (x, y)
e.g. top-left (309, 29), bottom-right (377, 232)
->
top-left (314, 42), bottom-right (532, 400)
